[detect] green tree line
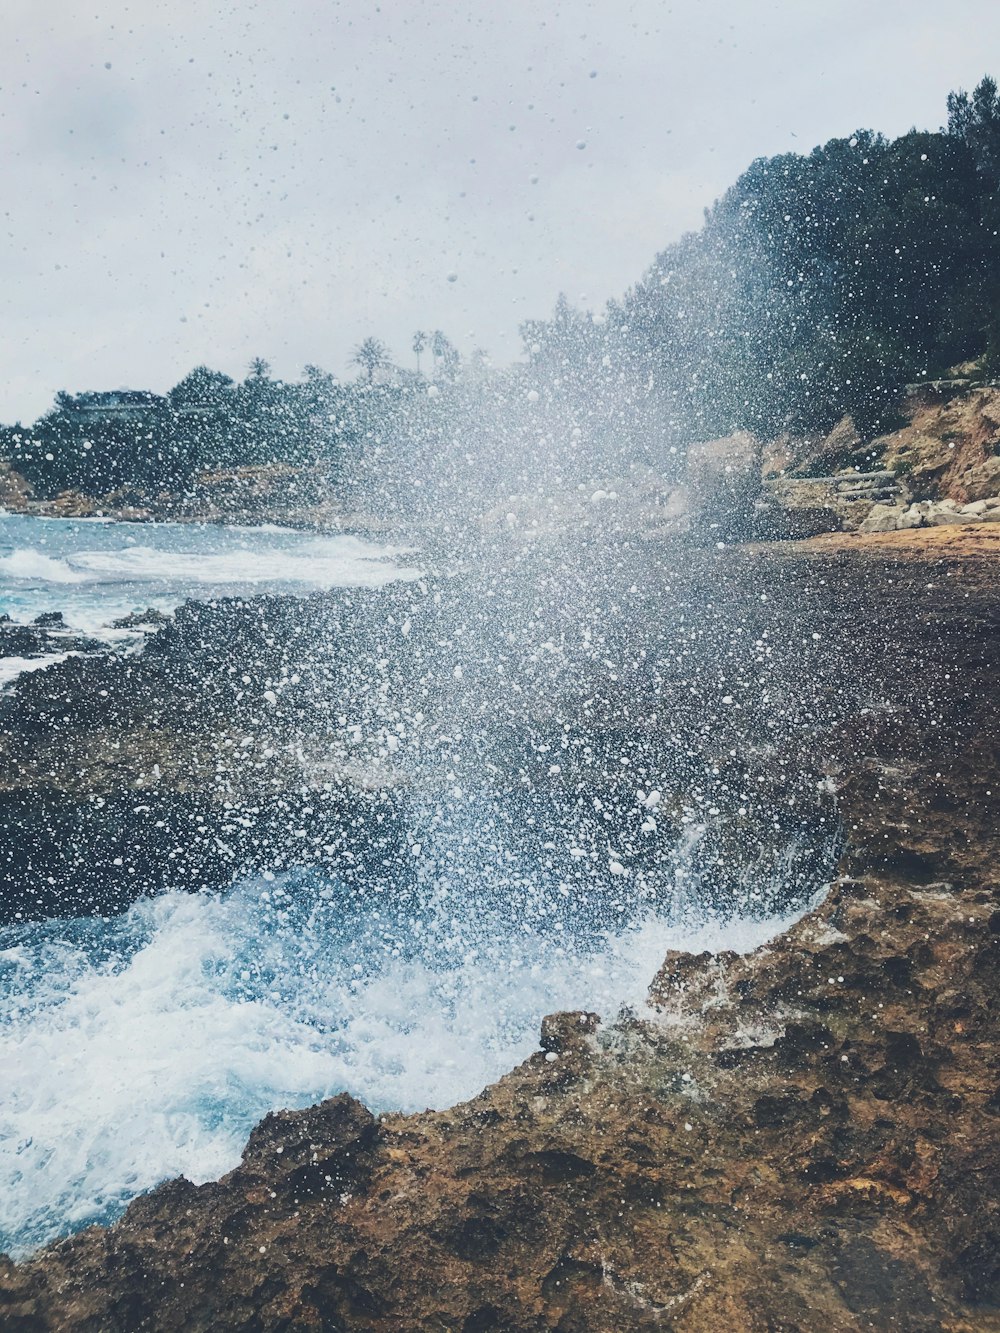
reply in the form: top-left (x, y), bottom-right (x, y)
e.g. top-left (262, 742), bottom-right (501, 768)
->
top-left (3, 77), bottom-right (998, 506)
top-left (522, 75), bottom-right (1000, 454)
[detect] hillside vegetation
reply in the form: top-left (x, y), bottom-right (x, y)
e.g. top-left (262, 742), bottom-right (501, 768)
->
top-left (2, 77), bottom-right (998, 517)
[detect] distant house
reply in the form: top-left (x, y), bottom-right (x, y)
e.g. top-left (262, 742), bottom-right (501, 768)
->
top-left (167, 370), bottom-right (237, 417)
top-left (63, 390), bottom-right (168, 421)
top-left (171, 401), bottom-right (221, 418)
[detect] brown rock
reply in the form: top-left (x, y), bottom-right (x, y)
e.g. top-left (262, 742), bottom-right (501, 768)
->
top-left (685, 430), bottom-right (761, 539)
top-left (3, 525), bottom-right (1000, 1330)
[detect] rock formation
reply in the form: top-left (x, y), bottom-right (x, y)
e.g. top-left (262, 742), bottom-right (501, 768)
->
top-left (2, 524), bottom-right (998, 1330)
top-left (757, 384), bottom-right (1000, 539)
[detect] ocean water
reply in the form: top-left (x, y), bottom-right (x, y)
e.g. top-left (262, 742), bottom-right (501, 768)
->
top-left (0, 513), bottom-right (418, 636)
top-left (0, 514), bottom-right (835, 1260)
top-left (0, 865), bottom-right (802, 1258)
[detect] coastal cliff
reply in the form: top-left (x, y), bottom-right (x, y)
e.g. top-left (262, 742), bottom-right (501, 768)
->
top-left (1, 524), bottom-right (998, 1330)
top-left (3, 382), bottom-right (1000, 560)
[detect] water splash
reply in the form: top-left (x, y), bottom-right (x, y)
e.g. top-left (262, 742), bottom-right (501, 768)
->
top-left (0, 848), bottom-right (816, 1258)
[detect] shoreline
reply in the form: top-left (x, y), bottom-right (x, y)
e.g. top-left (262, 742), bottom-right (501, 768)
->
top-left (1, 524), bottom-right (998, 1327)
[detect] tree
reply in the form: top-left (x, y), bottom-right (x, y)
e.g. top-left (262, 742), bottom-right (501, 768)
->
top-left (412, 331), bottom-right (428, 374)
top-left (947, 75), bottom-right (1000, 180)
top-left (352, 337), bottom-right (389, 383)
top-left (300, 364), bottom-right (336, 422)
top-left (247, 357), bottom-right (271, 381)
top-left (431, 330), bottom-right (460, 381)
top-left (168, 366), bottom-right (234, 405)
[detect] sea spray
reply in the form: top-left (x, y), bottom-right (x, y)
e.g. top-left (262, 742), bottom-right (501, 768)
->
top-left (0, 850), bottom-right (818, 1257)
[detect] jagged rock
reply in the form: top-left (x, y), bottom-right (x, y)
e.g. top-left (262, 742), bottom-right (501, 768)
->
top-left (752, 387), bottom-right (1000, 538)
top-left (684, 430), bottom-right (762, 540)
top-left (879, 384), bottom-right (1000, 502)
top-left (778, 414), bottom-right (868, 479)
top-left (110, 607), bottom-right (171, 630)
top-left (539, 1011), bottom-right (601, 1054)
top-left (2, 526), bottom-right (1000, 1329)
top-left (0, 462), bottom-right (33, 512)
top-left (0, 621), bottom-right (104, 661)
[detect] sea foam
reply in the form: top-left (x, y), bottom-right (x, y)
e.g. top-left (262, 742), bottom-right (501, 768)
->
top-left (0, 870), bottom-right (794, 1257)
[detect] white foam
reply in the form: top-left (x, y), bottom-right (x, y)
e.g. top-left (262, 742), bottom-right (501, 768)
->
top-left (0, 549), bottom-right (88, 584)
top-left (0, 521), bottom-right (420, 638)
top-left (0, 537), bottom-right (418, 592)
top-left (0, 652), bottom-right (78, 689)
top-left (0, 874), bottom-right (795, 1256)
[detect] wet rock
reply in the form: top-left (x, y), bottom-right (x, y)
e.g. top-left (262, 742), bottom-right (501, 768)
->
top-left (752, 1090), bottom-right (808, 1128)
top-left (110, 607), bottom-right (171, 630)
top-left (539, 1011), bottom-right (600, 1054)
top-left (238, 1094), bottom-right (378, 1196)
top-left (2, 526), bottom-right (1000, 1329)
top-left (0, 621), bottom-right (104, 661)
top-left (685, 430), bottom-right (762, 540)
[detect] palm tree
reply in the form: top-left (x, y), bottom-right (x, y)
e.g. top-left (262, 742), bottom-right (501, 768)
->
top-left (352, 337), bottom-right (389, 383)
top-left (412, 330), bottom-right (428, 375)
top-left (247, 357), bottom-right (271, 380)
top-left (302, 363), bottom-right (335, 390)
top-left (431, 330), bottom-right (459, 381)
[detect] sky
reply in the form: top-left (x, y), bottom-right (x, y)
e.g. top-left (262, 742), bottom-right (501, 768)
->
top-left (2, 0), bottom-right (998, 422)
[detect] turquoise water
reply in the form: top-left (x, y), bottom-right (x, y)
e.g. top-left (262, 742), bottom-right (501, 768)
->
top-left (0, 513), bottom-right (834, 1260)
top-left (0, 513), bottom-right (418, 633)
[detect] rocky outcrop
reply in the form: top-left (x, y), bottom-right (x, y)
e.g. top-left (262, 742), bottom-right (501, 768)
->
top-left (878, 384), bottom-right (1000, 502)
top-left (2, 525), bottom-right (998, 1329)
top-left (0, 461), bottom-right (399, 535)
top-left (0, 594), bottom-right (415, 922)
top-left (0, 618), bottom-right (104, 662)
top-left (861, 494), bottom-right (1000, 532)
top-left (755, 469), bottom-right (909, 538)
top-left (2, 818), bottom-right (998, 1327)
top-left (480, 433), bottom-right (762, 544)
top-left (108, 607), bottom-right (171, 630)
top-left (0, 462), bottom-right (34, 511)
top-left (684, 430), bottom-right (761, 539)
top-left (749, 387), bottom-right (1000, 539)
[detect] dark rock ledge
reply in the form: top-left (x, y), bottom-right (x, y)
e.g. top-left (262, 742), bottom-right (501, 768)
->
top-left (1, 526), bottom-right (999, 1331)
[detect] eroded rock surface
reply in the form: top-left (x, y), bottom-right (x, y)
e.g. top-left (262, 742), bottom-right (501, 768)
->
top-left (754, 386), bottom-right (1000, 539)
top-left (1, 527), bottom-right (999, 1329)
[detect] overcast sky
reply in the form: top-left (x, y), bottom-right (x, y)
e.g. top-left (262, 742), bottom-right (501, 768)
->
top-left (2, 1), bottom-right (998, 422)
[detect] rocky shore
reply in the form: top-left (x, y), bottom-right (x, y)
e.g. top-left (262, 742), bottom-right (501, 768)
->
top-left (0, 591), bottom-right (412, 923)
top-left (4, 379), bottom-right (1000, 547)
top-left (0, 611), bottom-right (105, 664)
top-left (0, 458), bottom-right (404, 538)
top-left (0, 521), bottom-right (997, 1329)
